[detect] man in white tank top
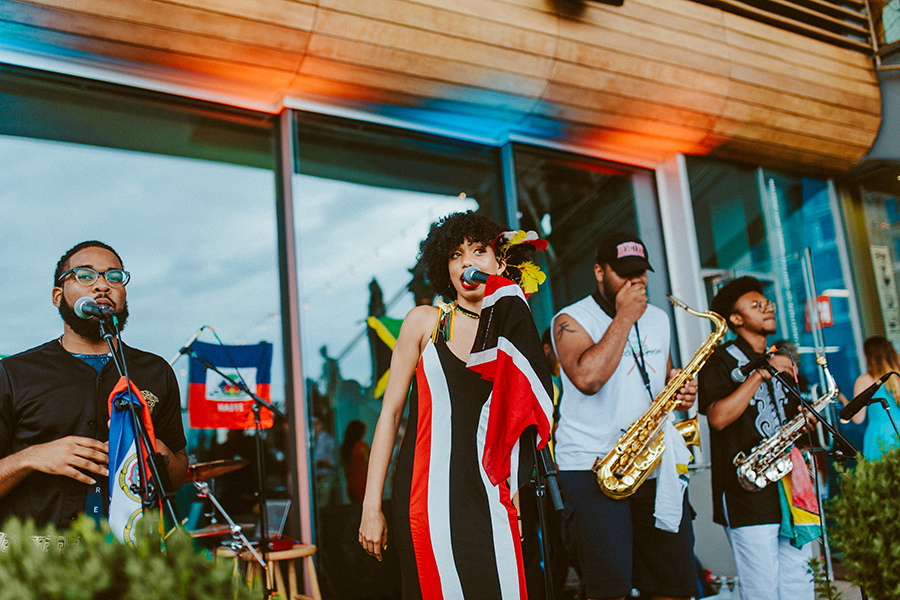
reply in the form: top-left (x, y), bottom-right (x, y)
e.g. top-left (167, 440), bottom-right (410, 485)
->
top-left (551, 233), bottom-right (699, 600)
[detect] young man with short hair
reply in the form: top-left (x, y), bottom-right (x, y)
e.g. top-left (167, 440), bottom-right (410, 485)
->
top-left (697, 276), bottom-right (813, 600)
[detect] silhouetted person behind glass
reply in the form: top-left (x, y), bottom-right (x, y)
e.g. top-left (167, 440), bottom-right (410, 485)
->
top-left (342, 419), bottom-right (369, 504)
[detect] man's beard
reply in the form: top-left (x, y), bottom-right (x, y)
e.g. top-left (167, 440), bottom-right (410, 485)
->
top-left (58, 294), bottom-right (129, 342)
top-left (601, 278), bottom-right (619, 308)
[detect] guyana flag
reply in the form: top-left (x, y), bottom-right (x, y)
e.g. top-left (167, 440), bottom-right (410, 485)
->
top-left (367, 316), bottom-right (404, 398)
top-left (778, 447), bottom-right (821, 548)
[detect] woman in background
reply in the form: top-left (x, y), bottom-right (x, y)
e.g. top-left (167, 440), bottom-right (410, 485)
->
top-left (848, 336), bottom-right (900, 460)
top-left (342, 419), bottom-right (369, 503)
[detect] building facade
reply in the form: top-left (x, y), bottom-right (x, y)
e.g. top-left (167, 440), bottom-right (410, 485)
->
top-left (1, 0), bottom-right (897, 596)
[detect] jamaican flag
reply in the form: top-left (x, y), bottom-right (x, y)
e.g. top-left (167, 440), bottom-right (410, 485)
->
top-left (367, 316), bottom-right (404, 398)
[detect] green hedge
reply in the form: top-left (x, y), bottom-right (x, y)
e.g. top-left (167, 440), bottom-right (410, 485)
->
top-left (831, 445), bottom-right (900, 600)
top-left (0, 514), bottom-right (258, 600)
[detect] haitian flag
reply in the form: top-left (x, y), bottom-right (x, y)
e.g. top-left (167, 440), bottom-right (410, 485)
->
top-left (188, 341), bottom-right (273, 430)
top-left (466, 275), bottom-right (554, 494)
top-left (108, 376), bottom-right (156, 545)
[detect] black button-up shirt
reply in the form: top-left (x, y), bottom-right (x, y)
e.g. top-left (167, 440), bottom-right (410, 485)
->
top-left (0, 340), bottom-right (186, 529)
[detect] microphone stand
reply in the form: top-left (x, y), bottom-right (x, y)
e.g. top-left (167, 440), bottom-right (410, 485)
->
top-left (873, 374), bottom-right (900, 438)
top-left (529, 429), bottom-right (563, 600)
top-left (182, 348), bottom-right (285, 600)
top-left (884, 399), bottom-right (900, 438)
top-left (98, 319), bottom-right (181, 531)
top-left (763, 364), bottom-right (863, 597)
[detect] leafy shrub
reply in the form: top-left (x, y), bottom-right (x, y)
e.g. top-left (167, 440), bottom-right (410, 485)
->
top-left (809, 556), bottom-right (843, 600)
top-left (0, 513), bottom-right (258, 600)
top-left (830, 445), bottom-right (900, 600)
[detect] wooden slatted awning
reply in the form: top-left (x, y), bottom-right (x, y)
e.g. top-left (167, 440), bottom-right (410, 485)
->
top-left (690, 0), bottom-right (874, 51)
top-left (0, 0), bottom-right (882, 173)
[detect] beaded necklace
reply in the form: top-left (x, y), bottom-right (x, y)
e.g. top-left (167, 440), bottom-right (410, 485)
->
top-left (455, 304), bottom-right (480, 320)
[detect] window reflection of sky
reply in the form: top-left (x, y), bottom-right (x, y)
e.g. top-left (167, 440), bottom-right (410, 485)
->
top-left (0, 134), bottom-right (282, 403)
top-left (293, 175), bottom-right (477, 387)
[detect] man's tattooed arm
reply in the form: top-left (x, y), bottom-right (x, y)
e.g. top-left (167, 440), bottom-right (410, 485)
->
top-left (555, 317), bottom-right (577, 340)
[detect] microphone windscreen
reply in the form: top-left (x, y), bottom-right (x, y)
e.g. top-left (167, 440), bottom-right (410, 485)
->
top-left (73, 296), bottom-right (93, 319)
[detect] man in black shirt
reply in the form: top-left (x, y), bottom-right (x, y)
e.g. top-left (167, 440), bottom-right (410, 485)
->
top-left (697, 277), bottom-right (812, 600)
top-left (0, 241), bottom-right (187, 529)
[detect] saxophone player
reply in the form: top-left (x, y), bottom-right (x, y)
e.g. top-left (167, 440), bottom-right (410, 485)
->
top-left (697, 276), bottom-right (813, 600)
top-left (552, 233), bottom-right (699, 600)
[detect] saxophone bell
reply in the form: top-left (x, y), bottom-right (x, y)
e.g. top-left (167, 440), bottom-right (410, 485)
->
top-left (674, 414), bottom-right (701, 449)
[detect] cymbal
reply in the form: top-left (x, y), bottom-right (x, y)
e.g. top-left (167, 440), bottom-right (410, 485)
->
top-left (188, 459), bottom-right (249, 481)
top-left (188, 522), bottom-right (254, 538)
top-left (188, 523), bottom-right (231, 538)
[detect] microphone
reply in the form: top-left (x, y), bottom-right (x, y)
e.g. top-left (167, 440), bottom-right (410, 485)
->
top-left (169, 326), bottom-right (209, 366)
top-left (731, 344), bottom-right (780, 382)
top-left (463, 266), bottom-right (490, 285)
top-left (840, 372), bottom-right (893, 421)
top-left (74, 296), bottom-right (117, 320)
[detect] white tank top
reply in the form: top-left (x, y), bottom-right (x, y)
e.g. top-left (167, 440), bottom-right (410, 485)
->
top-left (551, 295), bottom-right (671, 470)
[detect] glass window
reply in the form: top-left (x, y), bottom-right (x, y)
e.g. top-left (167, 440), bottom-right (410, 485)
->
top-left (884, 0), bottom-right (900, 45)
top-left (0, 66), bottom-right (283, 536)
top-left (687, 156), bottom-right (861, 407)
top-left (687, 157), bottom-right (768, 272)
top-left (291, 112), bottom-right (503, 600)
top-left (862, 186), bottom-right (900, 341)
top-left (513, 145), bottom-right (667, 332)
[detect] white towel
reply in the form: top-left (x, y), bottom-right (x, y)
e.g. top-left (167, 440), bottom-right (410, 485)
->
top-left (653, 418), bottom-right (692, 532)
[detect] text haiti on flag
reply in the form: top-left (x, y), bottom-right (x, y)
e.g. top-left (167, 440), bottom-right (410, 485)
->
top-left (466, 275), bottom-right (553, 492)
top-left (188, 341), bottom-right (273, 430)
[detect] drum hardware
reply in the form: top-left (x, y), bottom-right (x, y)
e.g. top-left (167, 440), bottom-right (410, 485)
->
top-left (192, 477), bottom-right (266, 567)
top-left (188, 523), bottom-right (231, 538)
top-left (187, 458), bottom-right (249, 482)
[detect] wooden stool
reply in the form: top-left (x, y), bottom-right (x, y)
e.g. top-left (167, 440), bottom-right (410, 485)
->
top-left (218, 544), bottom-right (322, 600)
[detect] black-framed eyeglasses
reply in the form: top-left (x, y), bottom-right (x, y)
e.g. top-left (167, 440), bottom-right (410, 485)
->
top-left (56, 266), bottom-right (131, 287)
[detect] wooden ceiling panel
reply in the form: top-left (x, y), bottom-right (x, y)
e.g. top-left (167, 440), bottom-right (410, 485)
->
top-left (0, 0), bottom-right (882, 172)
top-left (311, 9), bottom-right (554, 78)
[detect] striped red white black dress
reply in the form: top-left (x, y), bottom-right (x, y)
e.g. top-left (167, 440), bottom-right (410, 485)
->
top-left (392, 336), bottom-right (528, 600)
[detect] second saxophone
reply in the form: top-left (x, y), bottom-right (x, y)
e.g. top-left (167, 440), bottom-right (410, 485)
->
top-left (733, 352), bottom-right (838, 491)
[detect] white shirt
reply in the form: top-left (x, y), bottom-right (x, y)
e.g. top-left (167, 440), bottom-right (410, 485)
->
top-left (551, 295), bottom-right (671, 471)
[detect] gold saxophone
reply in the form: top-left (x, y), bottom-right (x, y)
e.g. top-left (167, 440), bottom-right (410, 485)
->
top-left (592, 296), bottom-right (727, 499)
top-left (733, 352), bottom-right (838, 491)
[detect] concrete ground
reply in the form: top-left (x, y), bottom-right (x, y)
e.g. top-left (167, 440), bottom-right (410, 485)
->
top-left (701, 577), bottom-right (863, 599)
top-left (829, 579), bottom-right (863, 600)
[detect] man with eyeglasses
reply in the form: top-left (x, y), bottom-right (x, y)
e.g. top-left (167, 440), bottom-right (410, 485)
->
top-left (0, 241), bottom-right (187, 530)
top-left (697, 276), bottom-right (813, 600)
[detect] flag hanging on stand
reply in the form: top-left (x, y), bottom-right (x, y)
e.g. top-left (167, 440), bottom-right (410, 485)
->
top-left (188, 341), bottom-right (273, 430)
top-left (778, 447), bottom-right (821, 548)
top-left (466, 275), bottom-right (554, 493)
top-left (108, 376), bottom-right (156, 545)
top-left (367, 315), bottom-right (404, 398)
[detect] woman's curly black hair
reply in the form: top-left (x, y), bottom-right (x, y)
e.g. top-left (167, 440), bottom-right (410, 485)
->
top-left (418, 211), bottom-right (505, 301)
